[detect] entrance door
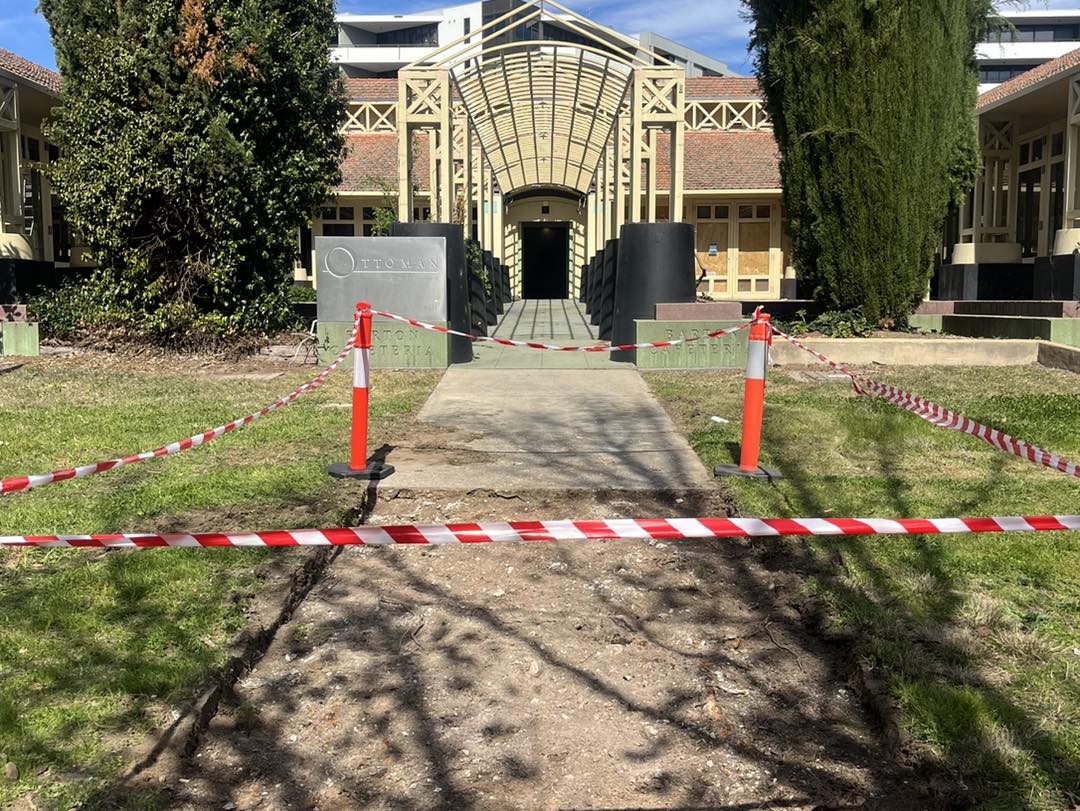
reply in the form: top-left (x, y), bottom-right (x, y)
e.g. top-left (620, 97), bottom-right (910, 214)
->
top-left (1017, 167), bottom-right (1042, 258)
top-left (522, 223), bottom-right (570, 299)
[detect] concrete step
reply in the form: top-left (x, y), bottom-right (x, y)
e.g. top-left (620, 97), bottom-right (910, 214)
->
top-left (909, 312), bottom-right (1080, 347)
top-left (918, 300), bottom-right (1080, 318)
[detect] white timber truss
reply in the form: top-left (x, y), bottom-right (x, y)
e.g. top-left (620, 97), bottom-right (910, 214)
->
top-left (392, 0), bottom-right (686, 259)
top-left (342, 101), bottom-right (396, 133)
top-left (685, 98), bottom-right (770, 132)
top-left (961, 119), bottom-right (1014, 245)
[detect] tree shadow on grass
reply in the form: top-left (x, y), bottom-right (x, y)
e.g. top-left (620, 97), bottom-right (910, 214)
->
top-left (746, 407), bottom-right (1080, 809)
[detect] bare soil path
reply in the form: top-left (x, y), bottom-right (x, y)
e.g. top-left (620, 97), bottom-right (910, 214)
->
top-left (116, 362), bottom-right (936, 809)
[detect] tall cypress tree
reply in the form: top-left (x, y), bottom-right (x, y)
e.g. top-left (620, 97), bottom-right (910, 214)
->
top-left (40, 0), bottom-right (345, 343)
top-left (746, 0), bottom-right (995, 322)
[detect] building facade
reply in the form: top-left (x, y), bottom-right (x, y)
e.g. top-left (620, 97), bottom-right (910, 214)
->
top-left (307, 0), bottom-right (787, 301)
top-left (0, 48), bottom-right (81, 274)
top-left (978, 10), bottom-right (1080, 94)
top-left (948, 46), bottom-right (1080, 300)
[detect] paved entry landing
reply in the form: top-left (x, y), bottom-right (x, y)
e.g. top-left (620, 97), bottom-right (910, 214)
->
top-left (470, 298), bottom-right (621, 368)
top-left (387, 367), bottom-right (713, 491)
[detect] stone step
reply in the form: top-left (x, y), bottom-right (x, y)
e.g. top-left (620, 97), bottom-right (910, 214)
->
top-left (918, 300), bottom-right (1080, 318)
top-left (909, 312), bottom-right (1080, 348)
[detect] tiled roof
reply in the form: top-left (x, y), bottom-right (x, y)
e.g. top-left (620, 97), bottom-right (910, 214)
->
top-left (337, 133), bottom-right (430, 193)
top-left (655, 130), bottom-right (780, 190)
top-left (338, 129), bottom-right (780, 195)
top-left (977, 46), bottom-right (1080, 110)
top-left (343, 78), bottom-right (397, 101)
top-left (0, 47), bottom-right (60, 94)
top-left (686, 77), bottom-right (761, 99)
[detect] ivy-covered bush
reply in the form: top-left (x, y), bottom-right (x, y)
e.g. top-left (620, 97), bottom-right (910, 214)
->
top-left (40, 0), bottom-right (346, 345)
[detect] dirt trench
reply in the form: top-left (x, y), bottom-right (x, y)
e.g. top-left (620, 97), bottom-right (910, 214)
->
top-left (100, 485), bottom-right (952, 811)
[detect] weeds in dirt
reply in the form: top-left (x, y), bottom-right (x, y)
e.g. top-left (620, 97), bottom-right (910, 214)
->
top-left (648, 365), bottom-right (1080, 810)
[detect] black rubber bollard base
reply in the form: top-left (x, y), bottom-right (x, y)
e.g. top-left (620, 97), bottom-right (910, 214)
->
top-left (713, 464), bottom-right (783, 481)
top-left (328, 462), bottom-right (396, 481)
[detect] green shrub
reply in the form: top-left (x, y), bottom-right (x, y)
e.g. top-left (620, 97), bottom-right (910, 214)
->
top-left (40, 0), bottom-right (346, 345)
top-left (775, 307), bottom-right (875, 338)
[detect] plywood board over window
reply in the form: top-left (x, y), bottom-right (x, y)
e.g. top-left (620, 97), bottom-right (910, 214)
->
top-left (693, 204), bottom-right (730, 296)
top-left (736, 203), bottom-right (773, 297)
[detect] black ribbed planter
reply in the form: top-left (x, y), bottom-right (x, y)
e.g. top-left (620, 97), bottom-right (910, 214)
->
top-left (598, 239), bottom-right (619, 340)
top-left (588, 248), bottom-right (604, 325)
top-left (578, 263), bottom-right (589, 303)
top-left (389, 222), bottom-right (471, 364)
top-left (501, 265), bottom-right (511, 303)
top-left (611, 223), bottom-right (695, 363)
top-left (482, 251), bottom-right (498, 326)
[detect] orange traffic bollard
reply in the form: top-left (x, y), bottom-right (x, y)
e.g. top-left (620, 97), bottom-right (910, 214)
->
top-left (714, 306), bottom-right (782, 481)
top-left (328, 301), bottom-right (395, 481)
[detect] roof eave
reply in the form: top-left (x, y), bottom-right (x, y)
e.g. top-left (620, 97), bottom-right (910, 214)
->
top-left (977, 63), bottom-right (1080, 115)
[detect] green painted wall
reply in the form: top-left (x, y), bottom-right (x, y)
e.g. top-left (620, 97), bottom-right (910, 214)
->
top-left (908, 314), bottom-right (943, 333)
top-left (0, 323), bottom-right (39, 357)
top-left (633, 320), bottom-right (748, 369)
top-left (317, 319), bottom-right (449, 369)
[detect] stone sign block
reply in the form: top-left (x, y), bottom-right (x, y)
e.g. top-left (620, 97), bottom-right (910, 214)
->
top-left (317, 319), bottom-right (449, 370)
top-left (633, 320), bottom-right (747, 369)
top-left (315, 236), bottom-right (446, 323)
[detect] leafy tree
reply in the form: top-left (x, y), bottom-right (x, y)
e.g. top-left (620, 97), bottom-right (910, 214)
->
top-left (746, 0), bottom-right (996, 322)
top-left (40, 0), bottom-right (345, 343)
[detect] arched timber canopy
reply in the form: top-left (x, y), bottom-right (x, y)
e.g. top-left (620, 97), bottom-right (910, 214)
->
top-left (453, 43), bottom-right (631, 195)
top-left (404, 0), bottom-right (667, 197)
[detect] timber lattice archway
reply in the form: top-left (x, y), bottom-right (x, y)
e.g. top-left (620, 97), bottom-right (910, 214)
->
top-left (395, 0), bottom-right (686, 271)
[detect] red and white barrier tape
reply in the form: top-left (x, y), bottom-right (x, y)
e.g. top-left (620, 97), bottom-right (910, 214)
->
top-left (774, 327), bottom-right (1080, 479)
top-left (4, 514), bottom-right (1078, 548)
top-left (0, 319), bottom-right (361, 495)
top-left (371, 309), bottom-right (749, 352)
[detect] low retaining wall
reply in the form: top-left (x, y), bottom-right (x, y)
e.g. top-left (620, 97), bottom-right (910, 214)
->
top-left (1037, 341), bottom-right (1080, 374)
top-left (0, 322), bottom-right (38, 357)
top-left (770, 337), bottom-right (1040, 367)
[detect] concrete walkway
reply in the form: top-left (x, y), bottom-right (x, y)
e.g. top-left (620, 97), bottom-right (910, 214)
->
top-left (471, 299), bottom-right (622, 369)
top-left (388, 367), bottom-right (713, 490)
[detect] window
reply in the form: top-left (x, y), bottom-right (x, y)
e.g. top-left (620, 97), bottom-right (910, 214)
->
top-left (1053, 131), bottom-right (1065, 157)
top-left (338, 206), bottom-right (354, 221)
top-left (756, 204), bottom-right (770, 219)
top-left (21, 136), bottom-right (39, 162)
top-left (715, 205), bottom-right (729, 219)
top-left (738, 205), bottom-right (754, 219)
top-left (1004, 23), bottom-right (1080, 43)
top-left (978, 64), bottom-right (1039, 83)
top-left (320, 206), bottom-right (336, 221)
top-left (376, 23), bottom-right (438, 46)
top-left (323, 223), bottom-right (355, 237)
top-left (697, 205), bottom-right (711, 219)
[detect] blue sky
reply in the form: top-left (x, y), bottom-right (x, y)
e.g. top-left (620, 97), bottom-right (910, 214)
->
top-left (2, 0), bottom-right (755, 75)
top-left (7, 1), bottom-right (1080, 78)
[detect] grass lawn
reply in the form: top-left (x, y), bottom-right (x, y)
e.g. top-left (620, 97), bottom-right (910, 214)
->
top-left (0, 355), bottom-right (438, 808)
top-left (648, 365), bottom-right (1080, 811)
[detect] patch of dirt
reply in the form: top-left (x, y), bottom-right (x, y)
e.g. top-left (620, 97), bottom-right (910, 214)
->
top-left (114, 487), bottom-right (945, 810)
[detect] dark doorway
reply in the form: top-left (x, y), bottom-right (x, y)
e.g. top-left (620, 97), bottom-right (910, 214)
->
top-left (522, 222), bottom-right (570, 299)
top-left (1017, 167), bottom-right (1042, 258)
